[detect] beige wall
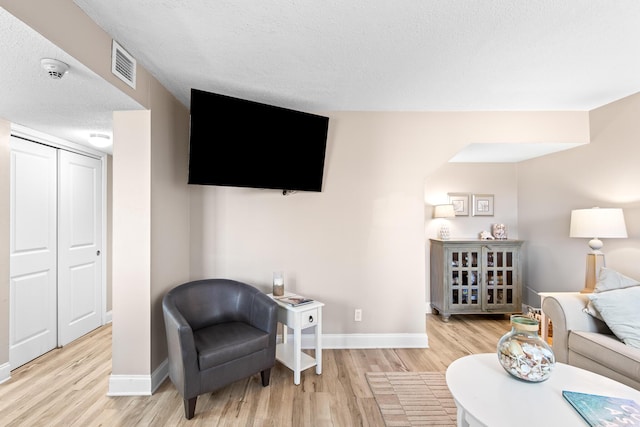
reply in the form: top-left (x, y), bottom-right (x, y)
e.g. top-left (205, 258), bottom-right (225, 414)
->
top-left (0, 118), bottom-right (10, 367)
top-left (190, 111), bottom-right (589, 334)
top-left (518, 92), bottom-right (640, 304)
top-left (111, 110), bottom-right (151, 375)
top-left (149, 78), bottom-right (190, 369)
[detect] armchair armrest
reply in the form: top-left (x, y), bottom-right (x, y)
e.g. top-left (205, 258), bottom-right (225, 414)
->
top-left (162, 296), bottom-right (199, 398)
top-left (541, 292), bottom-right (608, 363)
top-left (249, 293), bottom-right (278, 341)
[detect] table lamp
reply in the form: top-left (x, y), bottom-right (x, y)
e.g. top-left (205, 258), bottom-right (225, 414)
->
top-left (433, 204), bottom-right (456, 240)
top-left (569, 207), bottom-right (628, 293)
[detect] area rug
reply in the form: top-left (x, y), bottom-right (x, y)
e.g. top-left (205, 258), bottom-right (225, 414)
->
top-left (365, 372), bottom-right (457, 426)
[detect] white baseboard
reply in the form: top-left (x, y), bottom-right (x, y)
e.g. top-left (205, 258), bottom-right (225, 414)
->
top-left (108, 333), bottom-right (428, 396)
top-left (290, 332), bottom-right (429, 349)
top-left (107, 358), bottom-right (169, 396)
top-left (0, 362), bottom-right (11, 384)
top-left (104, 310), bottom-right (113, 324)
top-left (107, 375), bottom-right (153, 396)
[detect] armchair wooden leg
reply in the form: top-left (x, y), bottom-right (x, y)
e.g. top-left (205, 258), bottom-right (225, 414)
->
top-left (260, 368), bottom-right (271, 386)
top-left (184, 397), bottom-right (197, 419)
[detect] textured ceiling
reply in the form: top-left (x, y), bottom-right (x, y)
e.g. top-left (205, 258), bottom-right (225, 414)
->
top-left (73, 0), bottom-right (640, 113)
top-left (3, 2), bottom-right (640, 160)
top-left (0, 7), bottom-right (142, 154)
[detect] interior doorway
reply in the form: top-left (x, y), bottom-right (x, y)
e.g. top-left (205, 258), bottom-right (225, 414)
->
top-left (9, 135), bottom-right (104, 369)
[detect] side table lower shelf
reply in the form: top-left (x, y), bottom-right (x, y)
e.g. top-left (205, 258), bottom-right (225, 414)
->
top-left (276, 343), bottom-right (317, 372)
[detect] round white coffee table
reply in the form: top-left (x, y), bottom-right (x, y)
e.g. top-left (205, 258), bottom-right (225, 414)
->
top-left (446, 353), bottom-right (640, 427)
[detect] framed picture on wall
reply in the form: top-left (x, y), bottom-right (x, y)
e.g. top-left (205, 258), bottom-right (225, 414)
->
top-left (448, 193), bottom-right (469, 216)
top-left (472, 194), bottom-right (494, 216)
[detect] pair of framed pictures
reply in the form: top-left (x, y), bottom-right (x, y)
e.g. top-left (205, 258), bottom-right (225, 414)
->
top-left (448, 193), bottom-right (494, 217)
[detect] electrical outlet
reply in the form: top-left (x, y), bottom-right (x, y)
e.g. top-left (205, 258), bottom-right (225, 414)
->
top-left (354, 309), bottom-right (362, 322)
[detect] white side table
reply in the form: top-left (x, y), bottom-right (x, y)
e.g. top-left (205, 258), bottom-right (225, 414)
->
top-left (268, 294), bottom-right (324, 385)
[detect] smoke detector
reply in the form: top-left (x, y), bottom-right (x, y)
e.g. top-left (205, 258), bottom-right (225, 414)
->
top-left (41, 58), bottom-right (70, 79)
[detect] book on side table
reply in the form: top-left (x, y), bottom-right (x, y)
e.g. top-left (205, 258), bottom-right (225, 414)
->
top-left (276, 295), bottom-right (314, 307)
top-left (563, 390), bottom-right (640, 426)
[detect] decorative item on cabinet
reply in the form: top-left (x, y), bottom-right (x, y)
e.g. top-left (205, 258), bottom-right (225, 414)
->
top-left (479, 230), bottom-right (494, 240)
top-left (492, 223), bottom-right (507, 239)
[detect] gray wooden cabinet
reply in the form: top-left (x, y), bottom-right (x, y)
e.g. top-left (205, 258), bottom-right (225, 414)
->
top-left (430, 239), bottom-right (524, 321)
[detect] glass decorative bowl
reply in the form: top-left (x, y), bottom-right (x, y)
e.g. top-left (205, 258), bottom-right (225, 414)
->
top-left (497, 315), bottom-right (555, 382)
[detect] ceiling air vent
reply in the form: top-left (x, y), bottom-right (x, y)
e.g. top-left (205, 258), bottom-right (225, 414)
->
top-left (111, 40), bottom-right (136, 89)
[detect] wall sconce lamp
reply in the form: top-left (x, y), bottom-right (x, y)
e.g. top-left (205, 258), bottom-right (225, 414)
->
top-left (433, 204), bottom-right (456, 240)
top-left (569, 207), bottom-right (628, 293)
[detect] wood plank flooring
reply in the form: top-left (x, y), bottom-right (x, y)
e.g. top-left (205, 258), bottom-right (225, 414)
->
top-left (0, 313), bottom-right (510, 426)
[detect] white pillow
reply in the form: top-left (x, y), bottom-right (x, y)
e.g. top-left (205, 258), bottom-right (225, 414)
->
top-left (584, 268), bottom-right (640, 320)
top-left (588, 286), bottom-right (640, 348)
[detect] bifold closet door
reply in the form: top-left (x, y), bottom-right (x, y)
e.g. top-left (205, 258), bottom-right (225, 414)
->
top-left (57, 150), bottom-right (102, 346)
top-left (9, 138), bottom-right (58, 369)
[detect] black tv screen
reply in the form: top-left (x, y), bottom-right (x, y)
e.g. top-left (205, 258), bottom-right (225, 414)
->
top-left (188, 89), bottom-right (330, 192)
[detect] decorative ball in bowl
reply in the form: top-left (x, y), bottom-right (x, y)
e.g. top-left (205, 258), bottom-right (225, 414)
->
top-left (497, 315), bottom-right (555, 382)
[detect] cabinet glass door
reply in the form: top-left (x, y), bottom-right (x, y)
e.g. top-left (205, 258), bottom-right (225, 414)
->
top-left (449, 249), bottom-right (480, 310)
top-left (484, 246), bottom-right (517, 310)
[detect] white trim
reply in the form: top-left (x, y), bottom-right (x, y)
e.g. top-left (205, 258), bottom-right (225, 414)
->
top-left (289, 333), bottom-right (429, 349)
top-left (101, 155), bottom-right (108, 326)
top-left (124, 334), bottom-right (429, 396)
top-left (10, 123), bottom-right (105, 159)
top-left (107, 375), bottom-right (152, 396)
top-left (107, 359), bottom-right (169, 396)
top-left (0, 362), bottom-right (11, 384)
top-left (104, 310), bottom-right (113, 324)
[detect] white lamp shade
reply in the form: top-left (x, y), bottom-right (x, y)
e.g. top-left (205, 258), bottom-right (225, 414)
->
top-left (569, 208), bottom-right (628, 239)
top-left (433, 204), bottom-right (456, 219)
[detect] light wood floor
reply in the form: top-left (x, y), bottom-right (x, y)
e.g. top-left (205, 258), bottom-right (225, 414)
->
top-left (0, 314), bottom-right (510, 426)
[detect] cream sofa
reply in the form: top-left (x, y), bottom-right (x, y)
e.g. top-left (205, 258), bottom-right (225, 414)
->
top-left (542, 292), bottom-right (640, 390)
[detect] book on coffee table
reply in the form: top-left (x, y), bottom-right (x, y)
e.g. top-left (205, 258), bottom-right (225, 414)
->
top-left (276, 295), bottom-right (314, 307)
top-left (563, 390), bottom-right (640, 427)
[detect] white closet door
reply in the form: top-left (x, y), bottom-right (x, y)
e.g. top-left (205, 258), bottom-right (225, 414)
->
top-left (9, 138), bottom-right (58, 369)
top-left (58, 150), bottom-right (102, 346)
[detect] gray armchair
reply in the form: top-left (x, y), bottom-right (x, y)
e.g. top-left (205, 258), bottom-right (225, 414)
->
top-left (162, 279), bottom-right (278, 419)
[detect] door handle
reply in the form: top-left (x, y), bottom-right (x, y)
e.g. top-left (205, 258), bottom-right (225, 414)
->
top-left (97, 250), bottom-right (101, 256)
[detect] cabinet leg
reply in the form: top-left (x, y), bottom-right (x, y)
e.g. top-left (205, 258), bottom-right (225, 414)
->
top-left (442, 314), bottom-right (450, 322)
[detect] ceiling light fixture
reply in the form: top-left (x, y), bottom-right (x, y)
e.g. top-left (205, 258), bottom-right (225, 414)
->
top-left (88, 133), bottom-right (111, 148)
top-left (40, 58), bottom-right (70, 79)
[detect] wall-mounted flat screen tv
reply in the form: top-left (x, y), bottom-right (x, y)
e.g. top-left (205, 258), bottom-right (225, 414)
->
top-left (188, 88), bottom-right (330, 192)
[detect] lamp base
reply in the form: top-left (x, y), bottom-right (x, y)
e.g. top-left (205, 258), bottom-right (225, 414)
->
top-left (439, 225), bottom-right (451, 240)
top-left (580, 252), bottom-right (605, 294)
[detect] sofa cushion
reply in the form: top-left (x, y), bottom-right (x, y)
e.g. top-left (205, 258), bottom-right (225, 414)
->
top-left (569, 331), bottom-right (640, 381)
top-left (194, 321), bottom-right (271, 370)
top-left (588, 286), bottom-right (640, 349)
top-left (585, 268), bottom-right (640, 321)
